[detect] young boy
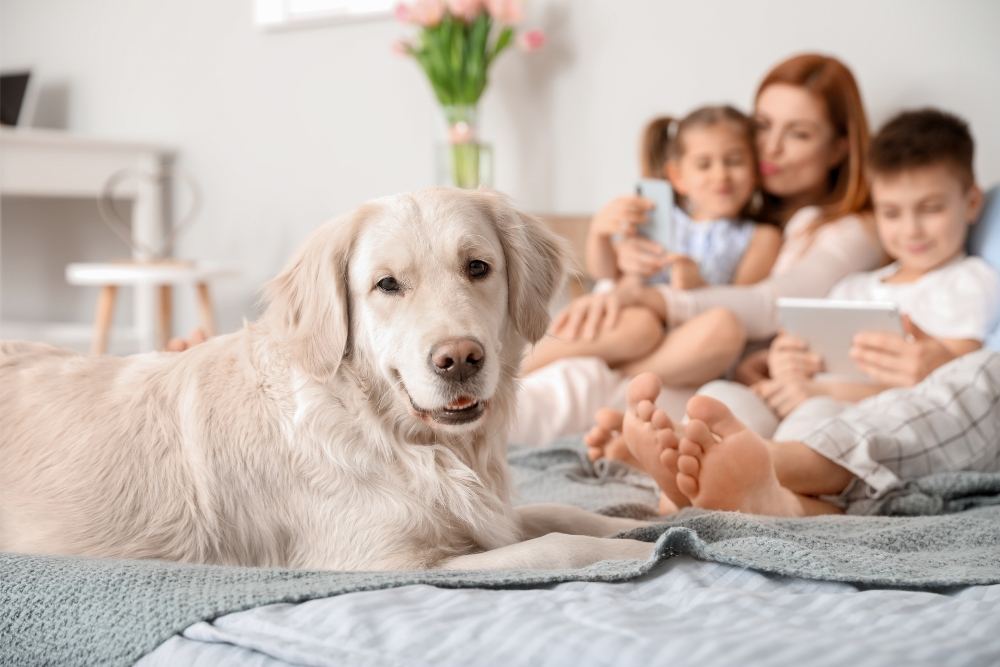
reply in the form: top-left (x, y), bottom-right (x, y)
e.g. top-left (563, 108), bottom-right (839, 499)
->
top-left (589, 108), bottom-right (1000, 516)
top-left (754, 108), bottom-right (998, 435)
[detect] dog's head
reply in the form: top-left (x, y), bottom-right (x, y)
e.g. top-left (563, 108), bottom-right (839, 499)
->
top-left (264, 188), bottom-right (566, 434)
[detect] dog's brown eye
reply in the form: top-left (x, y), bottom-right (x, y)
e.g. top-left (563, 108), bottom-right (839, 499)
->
top-left (468, 260), bottom-right (490, 280)
top-left (376, 276), bottom-right (401, 293)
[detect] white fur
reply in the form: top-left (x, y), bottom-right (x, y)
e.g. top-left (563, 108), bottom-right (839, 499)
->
top-left (0, 189), bottom-right (653, 570)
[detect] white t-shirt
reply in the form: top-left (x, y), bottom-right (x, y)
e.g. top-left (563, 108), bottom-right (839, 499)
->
top-left (828, 255), bottom-right (1000, 341)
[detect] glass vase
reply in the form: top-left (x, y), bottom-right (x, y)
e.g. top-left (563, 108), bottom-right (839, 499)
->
top-left (435, 104), bottom-right (493, 189)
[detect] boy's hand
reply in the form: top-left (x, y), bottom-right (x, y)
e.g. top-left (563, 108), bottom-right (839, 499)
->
top-left (752, 378), bottom-right (820, 418)
top-left (768, 333), bottom-right (823, 381)
top-left (850, 315), bottom-right (956, 387)
top-left (616, 237), bottom-right (670, 277)
top-left (734, 349), bottom-right (770, 386)
top-left (665, 254), bottom-right (705, 290)
top-left (591, 196), bottom-right (654, 239)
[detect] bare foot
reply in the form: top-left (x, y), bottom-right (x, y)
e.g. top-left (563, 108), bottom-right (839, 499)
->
top-left (584, 408), bottom-right (641, 467)
top-left (620, 372), bottom-right (689, 511)
top-left (675, 395), bottom-right (806, 516)
top-left (165, 327), bottom-right (208, 352)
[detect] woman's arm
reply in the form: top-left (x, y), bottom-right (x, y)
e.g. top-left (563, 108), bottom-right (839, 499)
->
top-left (656, 214), bottom-right (883, 340)
top-left (731, 224), bottom-right (783, 285)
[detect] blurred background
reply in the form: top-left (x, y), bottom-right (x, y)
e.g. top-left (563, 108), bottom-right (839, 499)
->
top-left (2, 0), bottom-right (999, 353)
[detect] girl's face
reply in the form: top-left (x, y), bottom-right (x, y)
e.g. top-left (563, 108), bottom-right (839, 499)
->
top-left (669, 123), bottom-right (756, 220)
top-left (754, 83), bottom-right (847, 201)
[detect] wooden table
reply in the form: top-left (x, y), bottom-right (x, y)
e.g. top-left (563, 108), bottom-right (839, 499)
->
top-left (0, 127), bottom-right (175, 351)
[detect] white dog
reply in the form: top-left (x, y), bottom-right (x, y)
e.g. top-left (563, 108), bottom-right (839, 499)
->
top-left (0, 188), bottom-right (653, 570)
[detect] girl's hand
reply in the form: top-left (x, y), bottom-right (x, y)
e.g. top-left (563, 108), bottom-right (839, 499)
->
top-left (768, 333), bottom-right (823, 381)
top-left (664, 254), bottom-right (705, 290)
top-left (752, 378), bottom-right (820, 418)
top-left (616, 237), bottom-right (670, 277)
top-left (590, 196), bottom-right (654, 239)
top-left (850, 316), bottom-right (957, 387)
top-left (550, 290), bottom-right (633, 342)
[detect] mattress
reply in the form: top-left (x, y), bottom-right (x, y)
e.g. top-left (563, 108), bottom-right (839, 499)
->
top-left (140, 555), bottom-right (1000, 667)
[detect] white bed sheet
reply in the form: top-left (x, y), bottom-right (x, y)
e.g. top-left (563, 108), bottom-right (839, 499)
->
top-left (139, 556), bottom-right (1000, 667)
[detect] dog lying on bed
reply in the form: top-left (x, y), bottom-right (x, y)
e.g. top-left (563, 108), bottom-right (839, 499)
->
top-left (0, 189), bottom-right (652, 570)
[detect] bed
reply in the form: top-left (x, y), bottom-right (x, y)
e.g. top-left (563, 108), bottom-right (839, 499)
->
top-left (4, 442), bottom-right (1000, 666)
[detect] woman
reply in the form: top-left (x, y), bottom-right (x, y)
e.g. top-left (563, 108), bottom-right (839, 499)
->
top-left (511, 53), bottom-right (884, 447)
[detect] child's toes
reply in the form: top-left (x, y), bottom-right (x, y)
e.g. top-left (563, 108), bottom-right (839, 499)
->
top-left (584, 425), bottom-right (610, 448)
top-left (678, 437), bottom-right (703, 458)
top-left (635, 399), bottom-right (656, 423)
top-left (651, 409), bottom-right (673, 430)
top-left (682, 419), bottom-right (714, 449)
top-left (627, 372), bottom-right (662, 405)
top-left (594, 408), bottom-right (624, 432)
top-left (677, 453), bottom-right (700, 477)
top-left (676, 470), bottom-right (699, 498)
top-left (660, 447), bottom-right (679, 470)
top-left (654, 429), bottom-right (675, 451)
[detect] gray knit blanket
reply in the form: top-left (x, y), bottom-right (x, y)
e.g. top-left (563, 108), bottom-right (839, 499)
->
top-left (3, 443), bottom-right (1000, 667)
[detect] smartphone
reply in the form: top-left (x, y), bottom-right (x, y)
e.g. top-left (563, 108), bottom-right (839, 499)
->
top-left (635, 178), bottom-right (675, 251)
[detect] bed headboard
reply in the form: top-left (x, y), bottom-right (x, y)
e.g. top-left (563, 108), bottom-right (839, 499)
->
top-left (535, 213), bottom-right (593, 299)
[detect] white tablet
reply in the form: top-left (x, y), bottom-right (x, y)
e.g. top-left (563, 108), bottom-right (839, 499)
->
top-left (776, 298), bottom-right (904, 382)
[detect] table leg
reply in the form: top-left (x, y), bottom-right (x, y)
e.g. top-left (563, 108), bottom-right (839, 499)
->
top-left (195, 282), bottom-right (216, 337)
top-left (157, 284), bottom-right (172, 350)
top-left (92, 285), bottom-right (118, 355)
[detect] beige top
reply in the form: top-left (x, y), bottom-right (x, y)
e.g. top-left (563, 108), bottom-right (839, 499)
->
top-left (657, 206), bottom-right (883, 340)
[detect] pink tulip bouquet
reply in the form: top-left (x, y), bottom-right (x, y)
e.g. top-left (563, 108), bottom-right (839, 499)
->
top-left (394, 0), bottom-right (545, 187)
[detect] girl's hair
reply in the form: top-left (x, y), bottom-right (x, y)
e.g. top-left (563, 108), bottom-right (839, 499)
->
top-left (639, 105), bottom-right (761, 220)
top-left (755, 53), bottom-right (871, 224)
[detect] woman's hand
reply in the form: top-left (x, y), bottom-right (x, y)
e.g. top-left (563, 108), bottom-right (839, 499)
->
top-left (590, 196), bottom-right (653, 239)
top-left (752, 378), bottom-right (821, 418)
top-left (549, 278), bottom-right (654, 342)
top-left (616, 237), bottom-right (670, 278)
top-left (850, 316), bottom-right (957, 387)
top-left (549, 289), bottom-right (633, 342)
top-left (768, 333), bottom-right (823, 381)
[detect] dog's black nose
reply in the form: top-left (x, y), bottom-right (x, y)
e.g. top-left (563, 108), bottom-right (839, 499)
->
top-left (429, 338), bottom-right (484, 382)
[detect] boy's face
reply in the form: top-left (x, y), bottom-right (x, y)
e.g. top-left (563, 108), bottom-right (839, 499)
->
top-left (871, 164), bottom-right (983, 274)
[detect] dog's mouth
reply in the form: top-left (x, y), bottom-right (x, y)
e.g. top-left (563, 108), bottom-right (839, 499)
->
top-left (425, 395), bottom-right (488, 425)
top-left (393, 371), bottom-right (489, 426)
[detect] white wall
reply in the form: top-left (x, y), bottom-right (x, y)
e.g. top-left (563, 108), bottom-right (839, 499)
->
top-left (3, 0), bottom-right (999, 337)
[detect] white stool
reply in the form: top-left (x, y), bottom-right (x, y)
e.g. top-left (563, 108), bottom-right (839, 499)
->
top-left (66, 260), bottom-right (238, 355)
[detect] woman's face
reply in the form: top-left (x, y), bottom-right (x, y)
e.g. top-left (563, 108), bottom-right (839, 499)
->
top-left (754, 83), bottom-right (846, 201)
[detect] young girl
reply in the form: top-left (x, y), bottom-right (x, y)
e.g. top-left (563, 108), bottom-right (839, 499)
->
top-left (511, 54), bottom-right (883, 449)
top-left (521, 105), bottom-right (782, 375)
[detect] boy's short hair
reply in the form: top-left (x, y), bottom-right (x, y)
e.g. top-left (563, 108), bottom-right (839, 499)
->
top-left (868, 108), bottom-right (975, 189)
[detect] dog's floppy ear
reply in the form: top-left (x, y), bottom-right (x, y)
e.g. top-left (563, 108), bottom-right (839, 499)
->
top-left (479, 191), bottom-right (568, 343)
top-left (263, 205), bottom-right (372, 381)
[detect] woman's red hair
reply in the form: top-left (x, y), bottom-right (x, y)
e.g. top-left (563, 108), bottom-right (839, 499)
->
top-left (756, 54), bottom-right (871, 224)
